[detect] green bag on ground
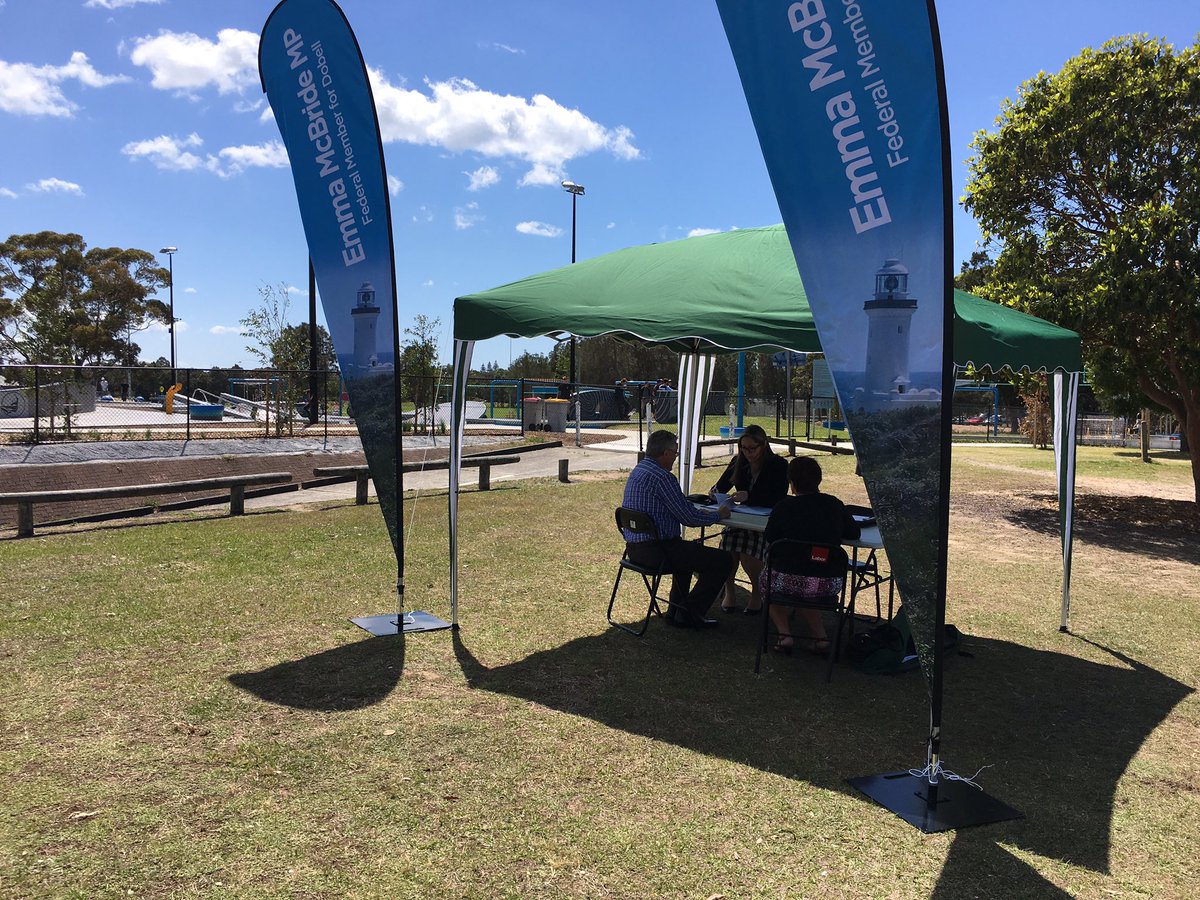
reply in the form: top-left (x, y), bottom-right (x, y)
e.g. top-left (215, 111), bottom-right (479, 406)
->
top-left (847, 607), bottom-right (920, 674)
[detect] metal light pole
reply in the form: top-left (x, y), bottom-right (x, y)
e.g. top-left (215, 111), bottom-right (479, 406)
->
top-left (159, 246), bottom-right (178, 384)
top-left (561, 180), bottom-right (585, 389)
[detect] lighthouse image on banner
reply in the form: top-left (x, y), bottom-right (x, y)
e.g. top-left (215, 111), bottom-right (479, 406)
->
top-left (342, 281), bottom-right (394, 379)
top-left (852, 259), bottom-right (940, 413)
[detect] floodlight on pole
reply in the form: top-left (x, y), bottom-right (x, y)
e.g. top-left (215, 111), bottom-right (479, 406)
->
top-left (561, 181), bottom-right (585, 389)
top-left (159, 246), bottom-right (178, 384)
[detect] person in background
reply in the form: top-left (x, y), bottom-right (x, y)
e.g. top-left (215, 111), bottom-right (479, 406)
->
top-left (98, 376), bottom-right (109, 397)
top-left (638, 381), bottom-right (655, 418)
top-left (759, 456), bottom-right (860, 655)
top-left (613, 378), bottom-right (630, 419)
top-left (622, 429), bottom-right (734, 628)
top-left (711, 424), bottom-right (788, 614)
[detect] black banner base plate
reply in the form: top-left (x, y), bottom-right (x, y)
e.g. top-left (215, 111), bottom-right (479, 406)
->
top-left (351, 611), bottom-right (452, 636)
top-left (847, 771), bottom-right (1023, 833)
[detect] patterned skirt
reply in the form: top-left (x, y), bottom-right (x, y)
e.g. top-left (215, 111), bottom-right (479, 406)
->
top-left (757, 570), bottom-right (845, 600)
top-left (720, 526), bottom-right (767, 559)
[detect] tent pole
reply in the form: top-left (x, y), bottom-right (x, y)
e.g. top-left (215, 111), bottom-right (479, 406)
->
top-left (1054, 371), bottom-right (1080, 632)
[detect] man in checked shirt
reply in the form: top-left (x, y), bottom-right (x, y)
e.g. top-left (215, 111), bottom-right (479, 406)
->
top-left (622, 430), bottom-right (735, 628)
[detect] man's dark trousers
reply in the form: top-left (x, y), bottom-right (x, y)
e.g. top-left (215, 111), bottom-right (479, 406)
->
top-left (626, 538), bottom-right (734, 619)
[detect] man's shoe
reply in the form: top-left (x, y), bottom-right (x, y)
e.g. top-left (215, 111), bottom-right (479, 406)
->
top-left (662, 608), bottom-right (687, 627)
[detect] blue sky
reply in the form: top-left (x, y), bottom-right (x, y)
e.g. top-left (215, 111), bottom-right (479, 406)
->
top-left (1, 0), bottom-right (1195, 369)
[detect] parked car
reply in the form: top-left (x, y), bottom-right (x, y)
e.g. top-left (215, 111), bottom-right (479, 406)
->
top-left (965, 414), bottom-right (990, 426)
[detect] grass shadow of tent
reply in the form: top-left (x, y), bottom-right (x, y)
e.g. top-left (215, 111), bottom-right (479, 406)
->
top-left (227, 633), bottom-right (405, 711)
top-left (1005, 492), bottom-right (1199, 565)
top-left (453, 628), bottom-right (1189, 888)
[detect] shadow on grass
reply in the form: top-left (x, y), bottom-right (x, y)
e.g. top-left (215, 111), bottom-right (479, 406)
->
top-left (453, 625), bottom-right (1190, 896)
top-left (228, 633), bottom-right (405, 710)
top-left (0, 506), bottom-right (290, 541)
top-left (1006, 492), bottom-right (1200, 564)
top-left (1111, 449), bottom-right (1188, 462)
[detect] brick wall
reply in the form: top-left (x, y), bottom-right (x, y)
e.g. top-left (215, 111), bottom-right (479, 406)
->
top-left (0, 450), bottom-right (367, 530)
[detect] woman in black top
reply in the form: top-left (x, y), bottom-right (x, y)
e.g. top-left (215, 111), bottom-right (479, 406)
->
top-left (760, 455), bottom-right (860, 654)
top-left (711, 424), bottom-right (789, 613)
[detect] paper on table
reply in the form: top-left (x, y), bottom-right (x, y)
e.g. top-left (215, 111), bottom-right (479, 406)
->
top-left (737, 505), bottom-right (773, 516)
top-left (712, 492), bottom-right (731, 508)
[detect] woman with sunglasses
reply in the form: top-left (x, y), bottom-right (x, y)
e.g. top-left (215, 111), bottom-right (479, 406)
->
top-left (710, 424), bottom-right (789, 614)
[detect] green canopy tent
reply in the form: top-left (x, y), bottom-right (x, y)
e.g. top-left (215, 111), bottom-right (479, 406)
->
top-left (448, 225), bottom-right (1082, 628)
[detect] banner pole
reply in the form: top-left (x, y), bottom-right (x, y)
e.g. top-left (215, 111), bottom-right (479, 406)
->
top-left (260, 0), bottom-right (447, 637)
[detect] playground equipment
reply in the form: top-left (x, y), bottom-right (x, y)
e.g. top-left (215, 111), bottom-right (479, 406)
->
top-left (162, 383), bottom-right (184, 414)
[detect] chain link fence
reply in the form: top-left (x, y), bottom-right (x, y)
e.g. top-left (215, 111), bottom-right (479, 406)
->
top-left (4, 365), bottom-right (1175, 449)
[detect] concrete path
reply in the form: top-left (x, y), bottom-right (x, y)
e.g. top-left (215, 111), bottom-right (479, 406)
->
top-left (236, 431), bottom-right (656, 512)
top-left (220, 430), bottom-right (750, 513)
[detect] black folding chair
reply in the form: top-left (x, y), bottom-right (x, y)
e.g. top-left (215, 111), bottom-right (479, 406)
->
top-left (607, 507), bottom-right (669, 636)
top-left (756, 538), bottom-right (850, 681)
top-left (844, 504), bottom-right (893, 622)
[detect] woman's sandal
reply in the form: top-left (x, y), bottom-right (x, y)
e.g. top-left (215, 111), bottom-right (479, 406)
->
top-left (795, 637), bottom-right (832, 657)
top-left (771, 635), bottom-right (794, 655)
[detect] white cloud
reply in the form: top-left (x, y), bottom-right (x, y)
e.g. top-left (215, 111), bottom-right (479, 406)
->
top-left (369, 73), bottom-right (640, 187)
top-left (465, 165), bottom-right (500, 191)
top-left (454, 201), bottom-right (482, 230)
top-left (85, 0), bottom-right (164, 8)
top-left (124, 43), bottom-right (641, 180)
top-left (515, 220), bottom-right (562, 238)
top-left (26, 177), bottom-right (84, 196)
top-left (183, 287), bottom-right (197, 294)
top-left (121, 132), bottom-right (206, 171)
top-left (209, 325), bottom-right (244, 335)
top-left (422, 280), bottom-right (434, 287)
top-left (387, 174), bottom-right (404, 196)
top-left (687, 228), bottom-right (721, 238)
top-left (486, 42), bottom-right (525, 55)
top-left (216, 140), bottom-right (288, 174)
top-left (285, 285), bottom-right (307, 297)
top-left (412, 205), bottom-right (433, 223)
top-left (129, 28), bottom-right (259, 96)
top-left (121, 133), bottom-right (288, 177)
top-left (233, 98), bottom-right (264, 114)
top-left (0, 187), bottom-right (17, 199)
top-left (0, 52), bottom-right (129, 117)
top-left (606, 222), bottom-right (616, 229)
top-left (149, 319), bottom-right (187, 333)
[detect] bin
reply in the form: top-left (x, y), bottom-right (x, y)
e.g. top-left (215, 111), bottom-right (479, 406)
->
top-left (543, 398), bottom-right (569, 432)
top-left (522, 396), bottom-right (543, 430)
top-left (189, 403), bottom-right (224, 421)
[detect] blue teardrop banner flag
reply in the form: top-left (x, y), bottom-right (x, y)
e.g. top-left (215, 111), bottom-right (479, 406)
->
top-left (259, 0), bottom-right (401, 558)
top-left (716, 0), bottom-right (954, 713)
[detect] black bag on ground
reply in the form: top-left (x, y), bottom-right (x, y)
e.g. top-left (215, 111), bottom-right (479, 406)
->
top-left (846, 608), bottom-right (963, 674)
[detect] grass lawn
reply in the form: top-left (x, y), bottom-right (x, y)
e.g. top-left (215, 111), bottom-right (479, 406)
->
top-left (1, 446), bottom-right (1197, 898)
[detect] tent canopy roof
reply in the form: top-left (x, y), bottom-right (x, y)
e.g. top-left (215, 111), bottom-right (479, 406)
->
top-left (455, 224), bottom-right (1082, 372)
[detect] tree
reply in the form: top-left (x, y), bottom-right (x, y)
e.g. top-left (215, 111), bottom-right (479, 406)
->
top-left (239, 282), bottom-right (335, 434)
top-left (239, 282), bottom-right (333, 371)
top-left (954, 251), bottom-right (997, 296)
top-left (399, 314), bottom-right (442, 431)
top-left (963, 35), bottom-right (1200, 499)
top-left (0, 231), bottom-right (170, 365)
top-left (506, 350), bottom-right (556, 380)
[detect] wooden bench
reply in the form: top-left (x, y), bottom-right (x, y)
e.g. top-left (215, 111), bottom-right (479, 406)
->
top-left (0, 472), bottom-right (294, 538)
top-left (314, 455), bottom-right (521, 503)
